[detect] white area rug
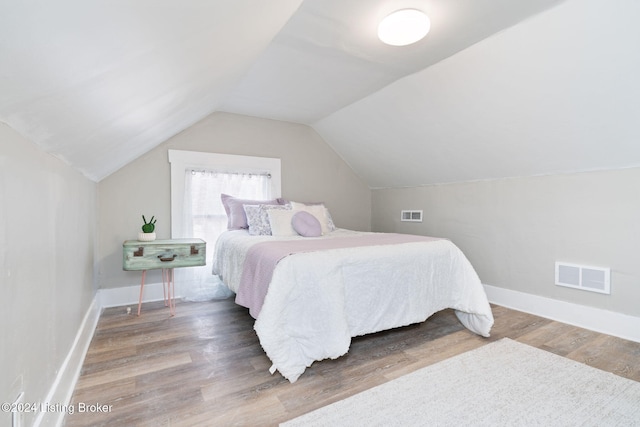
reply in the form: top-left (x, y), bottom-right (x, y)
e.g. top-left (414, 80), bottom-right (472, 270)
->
top-left (281, 338), bottom-right (640, 426)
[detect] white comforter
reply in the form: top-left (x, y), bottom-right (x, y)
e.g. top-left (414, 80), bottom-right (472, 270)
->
top-left (213, 229), bottom-right (494, 383)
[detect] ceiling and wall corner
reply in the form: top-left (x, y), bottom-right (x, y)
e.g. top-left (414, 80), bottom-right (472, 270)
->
top-left (2, 0), bottom-right (639, 188)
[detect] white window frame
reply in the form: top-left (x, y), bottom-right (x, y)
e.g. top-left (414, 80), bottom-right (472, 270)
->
top-left (168, 149), bottom-right (281, 238)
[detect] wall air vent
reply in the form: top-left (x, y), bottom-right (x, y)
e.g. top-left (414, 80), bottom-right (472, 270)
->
top-left (401, 210), bottom-right (423, 222)
top-left (555, 262), bottom-right (610, 294)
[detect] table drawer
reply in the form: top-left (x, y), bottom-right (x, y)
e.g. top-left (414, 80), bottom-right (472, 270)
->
top-left (123, 239), bottom-right (206, 271)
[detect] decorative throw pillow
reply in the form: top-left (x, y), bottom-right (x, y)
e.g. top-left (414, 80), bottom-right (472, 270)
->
top-left (277, 200), bottom-right (336, 232)
top-left (221, 194), bottom-right (281, 230)
top-left (244, 204), bottom-right (291, 235)
top-left (268, 209), bottom-right (297, 237)
top-left (292, 211), bottom-right (322, 237)
top-left (243, 205), bottom-right (268, 235)
top-left (324, 209), bottom-right (336, 232)
top-left (290, 201), bottom-right (333, 234)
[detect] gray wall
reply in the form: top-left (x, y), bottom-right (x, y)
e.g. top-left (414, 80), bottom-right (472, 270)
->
top-left (98, 112), bottom-right (371, 289)
top-left (0, 123), bottom-right (96, 426)
top-left (372, 168), bottom-right (640, 317)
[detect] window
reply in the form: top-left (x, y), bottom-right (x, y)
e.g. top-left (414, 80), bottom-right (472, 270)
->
top-left (184, 168), bottom-right (272, 257)
top-left (168, 150), bottom-right (281, 299)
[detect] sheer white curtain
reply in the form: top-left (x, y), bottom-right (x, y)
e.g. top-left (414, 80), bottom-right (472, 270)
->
top-left (180, 169), bottom-right (272, 301)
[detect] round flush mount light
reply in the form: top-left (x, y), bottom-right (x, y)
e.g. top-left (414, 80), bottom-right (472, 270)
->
top-left (378, 9), bottom-right (431, 46)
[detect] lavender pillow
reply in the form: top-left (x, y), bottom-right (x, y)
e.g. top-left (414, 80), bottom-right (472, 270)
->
top-left (291, 211), bottom-right (322, 237)
top-left (221, 194), bottom-right (281, 230)
top-left (278, 199), bottom-right (336, 231)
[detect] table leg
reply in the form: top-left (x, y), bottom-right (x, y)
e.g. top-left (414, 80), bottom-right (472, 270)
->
top-left (162, 269), bottom-right (168, 307)
top-left (169, 268), bottom-right (175, 316)
top-left (161, 268), bottom-right (176, 316)
top-left (137, 270), bottom-right (147, 316)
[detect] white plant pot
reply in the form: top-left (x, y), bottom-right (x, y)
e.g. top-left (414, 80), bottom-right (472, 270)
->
top-left (138, 232), bottom-right (156, 241)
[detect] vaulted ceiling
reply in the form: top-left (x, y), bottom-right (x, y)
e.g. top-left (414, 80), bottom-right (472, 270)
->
top-left (2, 0), bottom-right (640, 187)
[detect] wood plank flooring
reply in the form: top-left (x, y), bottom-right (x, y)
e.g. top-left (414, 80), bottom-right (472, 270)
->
top-left (65, 299), bottom-right (640, 426)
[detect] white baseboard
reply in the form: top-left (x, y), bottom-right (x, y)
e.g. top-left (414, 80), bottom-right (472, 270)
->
top-left (484, 284), bottom-right (640, 343)
top-left (98, 281), bottom-right (182, 308)
top-left (34, 283), bottom-right (177, 427)
top-left (34, 297), bottom-right (102, 427)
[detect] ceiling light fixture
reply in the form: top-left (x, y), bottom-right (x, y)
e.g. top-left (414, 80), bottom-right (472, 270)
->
top-left (378, 9), bottom-right (431, 46)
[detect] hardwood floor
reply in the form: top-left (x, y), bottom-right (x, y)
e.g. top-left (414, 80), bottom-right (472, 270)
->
top-left (65, 298), bottom-right (640, 426)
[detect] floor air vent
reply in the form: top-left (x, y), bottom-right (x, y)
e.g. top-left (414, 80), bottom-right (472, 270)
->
top-left (555, 262), bottom-right (610, 294)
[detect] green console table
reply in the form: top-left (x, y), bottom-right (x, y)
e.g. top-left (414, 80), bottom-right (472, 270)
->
top-left (123, 238), bottom-right (206, 316)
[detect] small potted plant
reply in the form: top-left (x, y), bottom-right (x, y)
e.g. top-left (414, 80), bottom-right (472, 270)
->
top-left (138, 215), bottom-right (157, 241)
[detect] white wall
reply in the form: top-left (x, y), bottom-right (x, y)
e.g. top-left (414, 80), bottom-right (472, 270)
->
top-left (97, 112), bottom-right (371, 290)
top-left (372, 167), bottom-right (640, 318)
top-left (0, 123), bottom-right (97, 427)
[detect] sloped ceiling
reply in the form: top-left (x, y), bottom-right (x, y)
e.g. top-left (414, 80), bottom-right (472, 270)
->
top-left (2, 0), bottom-right (640, 187)
top-left (0, 0), bottom-right (303, 181)
top-left (315, 0), bottom-right (640, 188)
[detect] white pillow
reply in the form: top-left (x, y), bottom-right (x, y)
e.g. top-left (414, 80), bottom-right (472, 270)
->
top-left (268, 209), bottom-right (297, 236)
top-left (244, 204), bottom-right (290, 235)
top-left (290, 202), bottom-right (330, 234)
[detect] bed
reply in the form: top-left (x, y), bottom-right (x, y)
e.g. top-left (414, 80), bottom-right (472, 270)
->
top-left (212, 195), bottom-right (494, 383)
